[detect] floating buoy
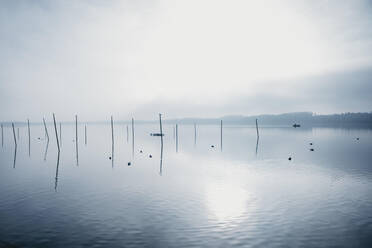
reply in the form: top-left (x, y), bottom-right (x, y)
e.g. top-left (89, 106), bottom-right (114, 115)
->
top-left (309, 143), bottom-right (313, 145)
top-left (109, 156), bottom-right (111, 160)
top-left (211, 145), bottom-right (214, 148)
top-left (128, 162), bottom-right (131, 166)
top-left (288, 157), bottom-right (292, 161)
top-left (356, 138), bottom-right (360, 140)
top-left (310, 148), bottom-right (314, 151)
top-left (149, 155), bottom-right (152, 158)
top-left (140, 150), bottom-right (143, 153)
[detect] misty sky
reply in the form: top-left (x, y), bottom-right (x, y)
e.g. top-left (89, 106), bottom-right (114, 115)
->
top-left (1, 0), bottom-right (372, 121)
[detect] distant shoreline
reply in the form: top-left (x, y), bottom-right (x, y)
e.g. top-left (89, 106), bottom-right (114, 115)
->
top-left (2, 112), bottom-right (372, 128)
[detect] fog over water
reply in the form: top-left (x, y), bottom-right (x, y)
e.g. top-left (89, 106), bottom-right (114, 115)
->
top-left (2, 2), bottom-right (372, 247)
top-left (1, 0), bottom-right (372, 121)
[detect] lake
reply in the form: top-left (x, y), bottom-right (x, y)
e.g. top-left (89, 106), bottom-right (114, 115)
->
top-left (0, 123), bottom-right (372, 247)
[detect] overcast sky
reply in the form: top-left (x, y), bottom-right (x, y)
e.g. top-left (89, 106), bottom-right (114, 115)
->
top-left (1, 0), bottom-right (372, 121)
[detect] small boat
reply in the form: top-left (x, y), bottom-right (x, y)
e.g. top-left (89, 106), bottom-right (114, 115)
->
top-left (150, 133), bottom-right (164, 136)
top-left (293, 124), bottom-right (301, 128)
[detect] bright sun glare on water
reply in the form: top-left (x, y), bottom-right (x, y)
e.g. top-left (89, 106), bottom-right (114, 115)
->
top-left (205, 181), bottom-right (249, 222)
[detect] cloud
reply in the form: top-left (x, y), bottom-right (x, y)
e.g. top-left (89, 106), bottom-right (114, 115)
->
top-left (0, 0), bottom-right (372, 121)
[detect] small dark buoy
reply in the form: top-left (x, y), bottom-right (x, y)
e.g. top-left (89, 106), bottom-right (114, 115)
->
top-left (310, 148), bottom-right (314, 151)
top-left (128, 162), bottom-right (131, 166)
top-left (149, 154), bottom-right (152, 158)
top-left (140, 150), bottom-right (143, 153)
top-left (109, 156), bottom-right (112, 160)
top-left (288, 157), bottom-right (292, 161)
top-left (309, 143), bottom-right (313, 145)
top-left (211, 145), bottom-right (214, 148)
top-left (356, 138), bottom-right (360, 140)
top-left (38, 137), bottom-right (41, 140)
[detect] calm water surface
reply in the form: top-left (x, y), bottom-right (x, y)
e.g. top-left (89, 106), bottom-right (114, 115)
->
top-left (0, 124), bottom-right (371, 247)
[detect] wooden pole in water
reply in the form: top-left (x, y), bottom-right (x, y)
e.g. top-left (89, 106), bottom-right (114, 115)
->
top-left (176, 124), bottom-right (178, 153)
top-left (159, 113), bottom-right (163, 146)
top-left (43, 117), bottom-right (49, 141)
top-left (126, 125), bottom-right (129, 143)
top-left (12, 123), bottom-right (17, 168)
top-left (27, 119), bottom-right (30, 156)
top-left (59, 123), bottom-right (62, 148)
top-left (111, 116), bottom-right (114, 167)
top-left (1, 123), bottom-right (3, 147)
top-left (12, 123), bottom-right (17, 147)
top-left (75, 115), bottom-right (78, 165)
top-left (52, 113), bottom-right (60, 152)
top-left (159, 115), bottom-right (164, 175)
top-left (256, 118), bottom-right (259, 140)
top-left (17, 128), bottom-right (19, 140)
top-left (159, 114), bottom-right (163, 135)
top-left (220, 120), bottom-right (223, 151)
top-left (131, 118), bottom-right (134, 156)
top-left (54, 151), bottom-right (60, 192)
top-left (85, 125), bottom-right (87, 145)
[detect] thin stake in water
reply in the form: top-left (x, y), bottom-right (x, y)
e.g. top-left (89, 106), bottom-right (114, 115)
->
top-left (194, 123), bottom-right (197, 146)
top-left (159, 113), bottom-right (163, 144)
top-left (43, 139), bottom-right (49, 161)
top-left (126, 125), bottom-right (129, 143)
top-left (159, 113), bottom-right (164, 175)
top-left (176, 124), bottom-right (178, 153)
top-left (52, 113), bottom-right (60, 152)
top-left (1, 123), bottom-right (3, 147)
top-left (75, 115), bottom-right (78, 166)
top-left (17, 127), bottom-right (19, 140)
top-left (255, 118), bottom-right (259, 156)
top-left (59, 123), bottom-right (62, 148)
top-left (85, 125), bottom-right (87, 145)
top-left (111, 116), bottom-right (114, 167)
top-left (12, 123), bottom-right (17, 168)
top-left (43, 117), bottom-right (49, 141)
top-left (27, 119), bottom-right (30, 156)
top-left (54, 150), bottom-right (60, 191)
top-left (220, 120), bottom-right (223, 151)
top-left (131, 118), bottom-right (135, 157)
top-left (12, 123), bottom-right (17, 147)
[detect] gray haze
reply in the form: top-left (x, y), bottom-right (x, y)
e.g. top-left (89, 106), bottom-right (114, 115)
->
top-left (1, 0), bottom-right (372, 121)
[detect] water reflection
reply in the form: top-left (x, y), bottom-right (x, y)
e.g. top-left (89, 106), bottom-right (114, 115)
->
top-left (54, 151), bottom-right (60, 191)
top-left (1, 125), bottom-right (372, 247)
top-left (205, 181), bottom-right (249, 222)
top-left (159, 138), bottom-right (164, 176)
